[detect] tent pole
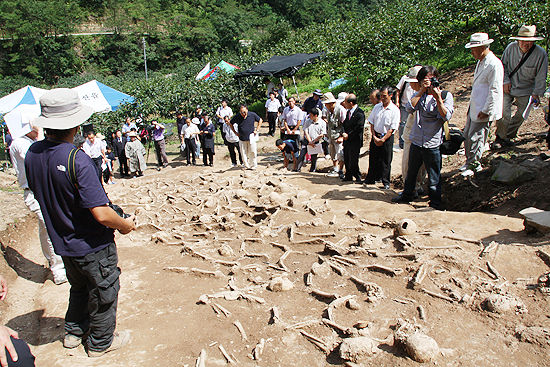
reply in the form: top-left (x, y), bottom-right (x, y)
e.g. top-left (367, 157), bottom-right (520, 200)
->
top-left (292, 75), bottom-right (300, 103)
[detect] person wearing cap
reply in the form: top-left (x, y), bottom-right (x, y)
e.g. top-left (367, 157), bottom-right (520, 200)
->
top-left (396, 65), bottom-right (423, 149)
top-left (10, 123), bottom-right (67, 285)
top-left (302, 89), bottom-right (324, 114)
top-left (322, 92), bottom-right (346, 177)
top-left (265, 91), bottom-right (282, 137)
top-left (364, 86), bottom-right (400, 189)
top-left (183, 118), bottom-right (200, 165)
top-left (281, 97), bottom-right (303, 147)
top-left (494, 25), bottom-right (548, 149)
top-left (462, 32), bottom-right (504, 176)
top-left (25, 88), bottom-right (136, 357)
top-left (125, 131), bottom-right (146, 177)
top-left (400, 66), bottom-right (426, 196)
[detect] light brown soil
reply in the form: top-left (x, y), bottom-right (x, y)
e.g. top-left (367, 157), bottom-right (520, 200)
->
top-left (0, 66), bottom-right (549, 367)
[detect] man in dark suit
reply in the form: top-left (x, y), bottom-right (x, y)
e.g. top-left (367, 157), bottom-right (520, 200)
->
top-left (341, 94), bottom-right (365, 182)
top-left (112, 129), bottom-right (129, 177)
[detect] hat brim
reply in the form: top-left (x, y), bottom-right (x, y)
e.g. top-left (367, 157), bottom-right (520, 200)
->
top-left (404, 77), bottom-right (418, 82)
top-left (465, 39), bottom-right (494, 48)
top-left (33, 105), bottom-right (94, 130)
top-left (322, 98), bottom-right (337, 104)
top-left (510, 36), bottom-right (544, 41)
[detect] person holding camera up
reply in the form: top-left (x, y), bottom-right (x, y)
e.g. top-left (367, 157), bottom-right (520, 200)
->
top-left (392, 66), bottom-right (454, 209)
top-left (25, 89), bottom-right (136, 358)
top-left (151, 120), bottom-right (169, 170)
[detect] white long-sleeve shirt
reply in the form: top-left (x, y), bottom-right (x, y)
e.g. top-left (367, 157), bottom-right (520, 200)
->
top-left (469, 51), bottom-right (504, 122)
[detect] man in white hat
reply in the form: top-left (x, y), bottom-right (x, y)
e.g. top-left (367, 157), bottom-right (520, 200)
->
top-left (321, 92), bottom-right (346, 177)
top-left (25, 88), bottom-right (136, 357)
top-left (10, 122), bottom-right (67, 285)
top-left (462, 32), bottom-right (504, 176)
top-left (493, 25), bottom-right (548, 149)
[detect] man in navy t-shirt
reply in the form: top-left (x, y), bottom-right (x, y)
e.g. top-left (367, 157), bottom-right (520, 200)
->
top-left (25, 89), bottom-right (136, 358)
top-left (229, 104), bottom-right (263, 170)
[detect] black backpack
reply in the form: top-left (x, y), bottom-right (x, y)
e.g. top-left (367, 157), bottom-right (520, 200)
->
top-left (438, 91), bottom-right (464, 155)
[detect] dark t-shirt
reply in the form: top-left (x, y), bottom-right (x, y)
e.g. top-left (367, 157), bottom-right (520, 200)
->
top-left (201, 122), bottom-right (216, 149)
top-left (176, 116), bottom-right (186, 135)
top-left (282, 139), bottom-right (298, 153)
top-left (231, 112), bottom-right (260, 141)
top-left (25, 140), bottom-right (114, 257)
top-left (302, 96), bottom-right (323, 114)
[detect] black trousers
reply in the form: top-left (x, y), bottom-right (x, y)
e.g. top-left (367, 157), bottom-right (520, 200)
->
top-left (91, 156), bottom-right (102, 182)
top-left (63, 242), bottom-right (120, 352)
top-left (366, 134), bottom-right (394, 185)
top-left (226, 141), bottom-right (242, 165)
top-left (267, 112), bottom-right (278, 135)
top-left (118, 153), bottom-right (128, 177)
top-left (343, 141), bottom-right (361, 180)
top-left (184, 138), bottom-right (197, 164)
top-left (203, 147), bottom-right (214, 166)
top-left (7, 337), bottom-right (35, 366)
top-left (154, 138), bottom-right (169, 166)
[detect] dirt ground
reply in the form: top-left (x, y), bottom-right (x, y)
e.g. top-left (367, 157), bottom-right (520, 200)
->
top-left (1, 66), bottom-right (550, 367)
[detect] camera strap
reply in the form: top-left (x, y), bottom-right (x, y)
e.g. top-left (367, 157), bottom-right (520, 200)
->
top-left (68, 148), bottom-right (80, 189)
top-left (509, 45), bottom-right (535, 80)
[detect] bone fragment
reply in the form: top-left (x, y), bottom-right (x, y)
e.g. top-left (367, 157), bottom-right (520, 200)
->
top-left (270, 307), bottom-right (280, 324)
top-left (181, 246), bottom-right (210, 260)
top-left (284, 320), bottom-right (321, 330)
top-left (365, 264), bottom-right (401, 276)
top-left (417, 305), bottom-right (426, 320)
top-left (486, 261), bottom-right (504, 280)
top-left (386, 252), bottom-right (419, 260)
top-left (218, 345), bottom-right (236, 364)
top-left (324, 241), bottom-right (347, 255)
top-left (270, 242), bottom-right (290, 252)
top-left (475, 265), bottom-right (498, 280)
top-left (165, 267), bottom-right (225, 278)
top-left (305, 272), bottom-right (313, 286)
top-left (252, 338), bottom-right (265, 360)
top-left (332, 255), bottom-right (358, 265)
top-left (310, 288), bottom-right (339, 300)
top-left (300, 331), bottom-right (331, 354)
top-left (288, 226), bottom-right (295, 241)
top-left (240, 293), bottom-right (265, 304)
top-left (245, 252), bottom-right (270, 260)
top-left (328, 295), bottom-right (357, 309)
top-left (233, 320), bottom-right (248, 341)
top-left (412, 264), bottom-right (427, 288)
top-left (359, 218), bottom-right (383, 227)
top-left (443, 234), bottom-right (482, 245)
top-left (196, 349), bottom-right (206, 367)
top-left (295, 238), bottom-right (324, 245)
top-left (396, 236), bottom-right (414, 247)
top-left (420, 288), bottom-right (455, 303)
top-left (479, 241), bottom-right (498, 257)
top-left (295, 232), bottom-right (336, 237)
top-left (328, 261), bottom-right (346, 276)
top-left (393, 298), bottom-right (410, 304)
top-left (330, 215), bottom-right (337, 225)
top-left (214, 260), bottom-right (239, 267)
top-left (212, 303), bottom-right (232, 317)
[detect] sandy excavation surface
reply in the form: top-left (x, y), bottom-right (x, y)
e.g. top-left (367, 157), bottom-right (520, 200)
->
top-left (0, 66), bottom-right (550, 366)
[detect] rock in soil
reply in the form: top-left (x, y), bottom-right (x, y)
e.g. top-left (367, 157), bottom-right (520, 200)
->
top-left (339, 336), bottom-right (380, 363)
top-left (404, 333), bottom-right (439, 363)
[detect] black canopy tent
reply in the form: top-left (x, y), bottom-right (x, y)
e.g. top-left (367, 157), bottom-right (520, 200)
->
top-left (234, 52), bottom-right (324, 102)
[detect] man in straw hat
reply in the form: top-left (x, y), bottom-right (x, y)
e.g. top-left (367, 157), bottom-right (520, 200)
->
top-left (25, 88), bottom-right (136, 357)
top-left (493, 25), bottom-right (548, 149)
top-left (321, 92), bottom-right (346, 177)
top-left (461, 32), bottom-right (504, 177)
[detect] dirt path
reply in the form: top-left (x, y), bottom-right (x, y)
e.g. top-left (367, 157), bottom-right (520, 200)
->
top-left (0, 66), bottom-right (549, 366)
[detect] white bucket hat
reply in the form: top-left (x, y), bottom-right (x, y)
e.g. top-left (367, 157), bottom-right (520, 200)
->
top-left (321, 92), bottom-right (337, 104)
top-left (33, 88), bottom-right (94, 129)
top-left (465, 33), bottom-right (494, 48)
top-left (404, 66), bottom-right (422, 82)
top-left (510, 25), bottom-right (544, 41)
top-left (336, 92), bottom-right (348, 104)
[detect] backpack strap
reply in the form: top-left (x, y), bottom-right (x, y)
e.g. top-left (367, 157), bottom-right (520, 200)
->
top-left (68, 148), bottom-right (79, 189)
top-left (439, 91), bottom-right (451, 140)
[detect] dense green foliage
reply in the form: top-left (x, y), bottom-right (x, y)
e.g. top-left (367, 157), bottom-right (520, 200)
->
top-left (0, 0), bottom-right (548, 138)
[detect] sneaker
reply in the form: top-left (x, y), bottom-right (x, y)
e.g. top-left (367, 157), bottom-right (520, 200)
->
top-left (459, 163), bottom-right (468, 172)
top-left (461, 169), bottom-right (474, 177)
top-left (231, 163), bottom-right (236, 167)
top-left (64, 334), bottom-right (82, 349)
top-left (88, 330), bottom-right (131, 358)
top-left (325, 155), bottom-right (331, 160)
top-left (383, 184), bottom-right (391, 190)
top-left (326, 170), bottom-right (340, 177)
top-left (491, 136), bottom-right (505, 150)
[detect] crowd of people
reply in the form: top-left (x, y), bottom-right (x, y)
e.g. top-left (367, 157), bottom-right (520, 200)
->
top-left (1, 24), bottom-right (548, 364)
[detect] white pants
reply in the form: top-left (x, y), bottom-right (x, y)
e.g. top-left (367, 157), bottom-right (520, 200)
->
top-left (24, 190), bottom-right (66, 280)
top-left (239, 140), bottom-right (257, 169)
top-left (464, 115), bottom-right (490, 166)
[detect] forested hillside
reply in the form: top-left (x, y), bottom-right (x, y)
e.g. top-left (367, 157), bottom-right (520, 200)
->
top-left (0, 0), bottom-right (547, 131)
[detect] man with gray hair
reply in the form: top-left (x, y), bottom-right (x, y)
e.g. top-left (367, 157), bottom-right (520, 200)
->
top-left (25, 89), bottom-right (136, 357)
top-left (462, 32), bottom-right (503, 176)
top-left (322, 92), bottom-right (347, 178)
top-left (493, 25), bottom-right (548, 149)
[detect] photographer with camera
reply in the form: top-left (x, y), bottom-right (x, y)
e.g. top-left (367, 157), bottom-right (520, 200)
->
top-left (26, 89), bottom-right (136, 358)
top-left (392, 66), bottom-right (454, 209)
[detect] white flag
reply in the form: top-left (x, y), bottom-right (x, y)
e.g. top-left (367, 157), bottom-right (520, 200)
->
top-left (196, 62), bottom-right (210, 80)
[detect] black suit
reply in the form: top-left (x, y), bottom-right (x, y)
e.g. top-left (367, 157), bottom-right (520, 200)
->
top-left (343, 106), bottom-right (365, 181)
top-left (112, 137), bottom-right (129, 177)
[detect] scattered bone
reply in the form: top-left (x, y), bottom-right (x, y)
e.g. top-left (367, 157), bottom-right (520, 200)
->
top-left (420, 288), bottom-right (455, 303)
top-left (310, 288), bottom-right (339, 301)
top-left (359, 218), bottom-right (383, 227)
top-left (417, 305), bottom-right (426, 320)
top-left (386, 252), bottom-right (419, 261)
top-left (245, 252), bottom-right (270, 260)
top-left (268, 276), bottom-right (294, 291)
top-left (300, 331), bottom-right (331, 354)
top-left (181, 246), bottom-right (210, 260)
top-left (332, 255), bottom-right (358, 265)
top-left (485, 293), bottom-right (527, 314)
top-left (365, 264), bottom-right (402, 277)
top-left (218, 244), bottom-right (234, 257)
top-left (349, 276), bottom-right (384, 303)
top-left (412, 264), bottom-right (427, 288)
top-left (328, 295), bottom-right (357, 309)
top-left (339, 336), bottom-right (380, 363)
top-left (295, 232), bottom-right (336, 237)
top-left (479, 241), bottom-right (499, 258)
top-left (417, 244), bottom-right (464, 250)
top-left (346, 210), bottom-right (358, 218)
top-left (475, 265), bottom-right (498, 280)
top-left (347, 298), bottom-right (360, 310)
top-left (397, 219), bottom-right (417, 235)
top-left (252, 338), bottom-right (265, 360)
top-left (486, 261), bottom-right (504, 280)
top-left (242, 220), bottom-right (256, 227)
top-left (270, 242), bottom-right (290, 252)
top-left (288, 225), bottom-right (295, 241)
top-left (244, 237), bottom-right (263, 242)
top-left (405, 333), bottom-right (439, 363)
top-left (212, 303), bottom-right (232, 317)
top-left (218, 344), bottom-right (236, 364)
top-left (328, 261), bottom-right (346, 276)
top-left (233, 320), bottom-right (248, 341)
top-left (324, 241), bottom-right (347, 256)
top-left (305, 272), bottom-right (312, 286)
top-left (196, 348), bottom-right (206, 367)
top-left (356, 233), bottom-right (375, 248)
top-left (443, 234), bottom-right (482, 245)
top-left (284, 319), bottom-right (321, 330)
top-left (329, 215), bottom-right (337, 225)
top-left (240, 293), bottom-right (266, 304)
top-left (295, 238), bottom-right (324, 245)
top-left (214, 260), bottom-right (239, 267)
top-left (270, 307), bottom-right (280, 324)
top-left (323, 318), bottom-right (359, 337)
top-left (537, 249), bottom-right (550, 267)
top-left (165, 267), bottom-right (226, 279)
top-left (393, 298), bottom-right (411, 304)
